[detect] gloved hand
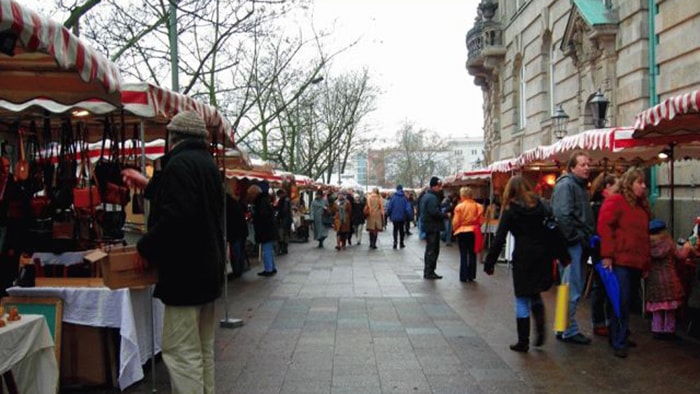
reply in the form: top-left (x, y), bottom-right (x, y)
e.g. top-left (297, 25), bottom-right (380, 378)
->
top-left (484, 262), bottom-right (495, 275)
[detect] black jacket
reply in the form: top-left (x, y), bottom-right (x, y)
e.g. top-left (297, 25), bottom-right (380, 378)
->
top-left (138, 140), bottom-right (225, 306)
top-left (551, 173), bottom-right (595, 245)
top-left (484, 200), bottom-right (554, 296)
top-left (419, 190), bottom-right (446, 233)
top-left (226, 193), bottom-right (248, 242)
top-left (252, 193), bottom-right (276, 243)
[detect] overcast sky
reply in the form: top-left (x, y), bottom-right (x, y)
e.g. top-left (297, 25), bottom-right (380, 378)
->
top-left (22, 0), bottom-right (484, 140)
top-left (312, 0), bottom-right (483, 140)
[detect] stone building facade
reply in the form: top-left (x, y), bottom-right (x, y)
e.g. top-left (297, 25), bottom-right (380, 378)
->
top-left (466, 0), bottom-right (700, 234)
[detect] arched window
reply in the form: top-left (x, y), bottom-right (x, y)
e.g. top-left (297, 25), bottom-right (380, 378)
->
top-left (519, 63), bottom-right (527, 129)
top-left (549, 44), bottom-right (556, 115)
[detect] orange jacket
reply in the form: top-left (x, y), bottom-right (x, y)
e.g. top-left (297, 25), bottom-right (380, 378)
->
top-left (452, 198), bottom-right (484, 235)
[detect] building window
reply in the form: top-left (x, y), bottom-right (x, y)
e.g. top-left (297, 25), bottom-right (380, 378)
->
top-left (519, 64), bottom-right (527, 129)
top-left (549, 43), bottom-right (556, 116)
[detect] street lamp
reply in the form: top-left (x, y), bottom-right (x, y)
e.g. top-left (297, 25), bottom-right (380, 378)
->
top-left (552, 104), bottom-right (569, 140)
top-left (589, 89), bottom-right (609, 129)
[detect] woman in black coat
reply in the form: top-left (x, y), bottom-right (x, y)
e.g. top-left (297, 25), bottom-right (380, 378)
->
top-left (484, 175), bottom-right (558, 353)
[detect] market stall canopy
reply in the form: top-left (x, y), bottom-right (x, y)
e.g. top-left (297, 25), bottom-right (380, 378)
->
top-left (120, 82), bottom-right (234, 144)
top-left (633, 89), bottom-right (700, 138)
top-left (0, 0), bottom-right (121, 106)
top-left (517, 127), bottom-right (700, 168)
top-left (487, 158), bottom-right (518, 173)
top-left (0, 81), bottom-right (236, 145)
top-left (224, 168), bottom-right (281, 182)
top-left (294, 174), bottom-right (314, 187)
top-left (444, 169), bottom-right (491, 187)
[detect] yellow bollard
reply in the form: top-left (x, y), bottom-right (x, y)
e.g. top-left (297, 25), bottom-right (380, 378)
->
top-left (553, 283), bottom-right (570, 332)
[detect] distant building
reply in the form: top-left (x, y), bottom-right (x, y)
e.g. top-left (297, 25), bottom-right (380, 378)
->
top-left (444, 136), bottom-right (484, 171)
top-left (465, 0), bottom-right (700, 236)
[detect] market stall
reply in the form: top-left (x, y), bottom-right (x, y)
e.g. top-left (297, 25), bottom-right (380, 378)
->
top-left (0, 0), bottom-right (121, 107)
top-left (633, 89), bottom-right (700, 338)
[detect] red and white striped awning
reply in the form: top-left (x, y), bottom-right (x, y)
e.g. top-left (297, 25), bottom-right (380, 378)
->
top-left (633, 90), bottom-right (700, 138)
top-left (121, 82), bottom-right (235, 144)
top-left (0, 82), bottom-right (236, 144)
top-left (294, 174), bottom-right (314, 187)
top-left (518, 127), bottom-right (621, 166)
top-left (510, 126), bottom-right (700, 170)
top-left (224, 168), bottom-right (281, 182)
top-left (0, 0), bottom-right (122, 106)
top-left (487, 158), bottom-right (519, 173)
top-left (444, 169), bottom-right (491, 187)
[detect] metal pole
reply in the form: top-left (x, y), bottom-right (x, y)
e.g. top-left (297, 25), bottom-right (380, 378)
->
top-left (669, 143), bottom-right (675, 239)
top-left (136, 121), bottom-right (158, 392)
top-left (220, 139), bottom-right (243, 329)
top-left (169, 1), bottom-right (179, 92)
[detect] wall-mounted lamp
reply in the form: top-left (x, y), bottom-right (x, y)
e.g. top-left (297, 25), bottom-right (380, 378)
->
top-left (542, 174), bottom-right (557, 187)
top-left (658, 147), bottom-right (673, 160)
top-left (552, 104), bottom-right (569, 140)
top-left (589, 89), bottom-right (610, 129)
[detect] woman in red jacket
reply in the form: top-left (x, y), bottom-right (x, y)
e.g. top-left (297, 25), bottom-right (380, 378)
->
top-left (597, 167), bottom-right (651, 358)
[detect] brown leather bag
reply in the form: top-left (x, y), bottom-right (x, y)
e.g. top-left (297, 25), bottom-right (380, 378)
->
top-left (103, 182), bottom-right (130, 206)
top-left (14, 129), bottom-right (29, 181)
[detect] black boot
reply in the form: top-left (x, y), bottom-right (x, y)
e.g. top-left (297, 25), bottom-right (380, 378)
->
top-left (531, 303), bottom-right (545, 347)
top-left (510, 318), bottom-right (530, 352)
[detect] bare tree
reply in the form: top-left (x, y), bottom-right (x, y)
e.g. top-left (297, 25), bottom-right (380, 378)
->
top-left (41, 0), bottom-right (377, 180)
top-left (386, 122), bottom-right (451, 188)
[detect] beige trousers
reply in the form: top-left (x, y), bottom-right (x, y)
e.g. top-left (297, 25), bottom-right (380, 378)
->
top-left (161, 301), bottom-right (216, 394)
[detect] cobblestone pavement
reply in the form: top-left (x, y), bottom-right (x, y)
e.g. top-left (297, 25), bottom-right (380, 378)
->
top-left (79, 229), bottom-right (700, 394)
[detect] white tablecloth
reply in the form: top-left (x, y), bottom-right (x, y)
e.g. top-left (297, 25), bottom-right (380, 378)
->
top-left (0, 314), bottom-right (58, 394)
top-left (7, 286), bottom-right (164, 391)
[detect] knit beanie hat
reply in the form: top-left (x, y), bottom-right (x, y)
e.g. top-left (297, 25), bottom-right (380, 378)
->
top-left (166, 110), bottom-right (208, 137)
top-left (396, 184), bottom-right (403, 192)
top-left (429, 177), bottom-right (441, 187)
top-left (649, 219), bottom-right (667, 235)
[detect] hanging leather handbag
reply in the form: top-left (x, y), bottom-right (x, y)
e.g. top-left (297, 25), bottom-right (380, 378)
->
top-left (103, 181), bottom-right (130, 206)
top-left (73, 185), bottom-right (101, 209)
top-left (52, 210), bottom-right (76, 239)
top-left (73, 136), bottom-right (101, 210)
top-left (131, 191), bottom-right (145, 214)
top-left (52, 120), bottom-right (77, 210)
top-left (99, 210), bottom-right (126, 239)
top-left (30, 194), bottom-right (51, 218)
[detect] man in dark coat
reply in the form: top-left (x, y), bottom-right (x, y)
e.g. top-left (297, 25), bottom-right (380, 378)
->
top-left (122, 110), bottom-right (225, 393)
top-left (551, 150), bottom-right (595, 345)
top-left (274, 188), bottom-right (292, 255)
top-left (419, 177), bottom-right (448, 279)
top-left (226, 192), bottom-right (249, 277)
top-left (249, 184), bottom-right (277, 276)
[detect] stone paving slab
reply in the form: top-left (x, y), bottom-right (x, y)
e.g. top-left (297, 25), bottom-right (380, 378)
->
top-left (80, 229), bottom-right (700, 394)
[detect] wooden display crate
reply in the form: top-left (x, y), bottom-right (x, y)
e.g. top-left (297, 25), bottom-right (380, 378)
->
top-left (85, 246), bottom-right (158, 289)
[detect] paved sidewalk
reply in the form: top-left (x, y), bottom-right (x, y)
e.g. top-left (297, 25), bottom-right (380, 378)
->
top-left (94, 230), bottom-right (699, 394)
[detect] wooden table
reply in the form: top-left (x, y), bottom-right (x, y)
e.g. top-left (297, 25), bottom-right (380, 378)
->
top-left (7, 286), bottom-right (163, 390)
top-left (0, 314), bottom-right (58, 394)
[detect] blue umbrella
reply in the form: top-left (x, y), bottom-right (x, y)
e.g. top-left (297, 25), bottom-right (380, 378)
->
top-left (590, 236), bottom-right (621, 318)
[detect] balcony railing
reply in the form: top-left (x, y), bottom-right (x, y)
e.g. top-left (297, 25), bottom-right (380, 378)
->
top-left (466, 20), bottom-right (504, 63)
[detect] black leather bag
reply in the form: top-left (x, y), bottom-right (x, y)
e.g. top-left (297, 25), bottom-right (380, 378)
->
top-left (99, 210), bottom-right (126, 239)
top-left (132, 191), bottom-right (145, 214)
top-left (542, 214), bottom-right (570, 263)
top-left (15, 264), bottom-right (36, 287)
